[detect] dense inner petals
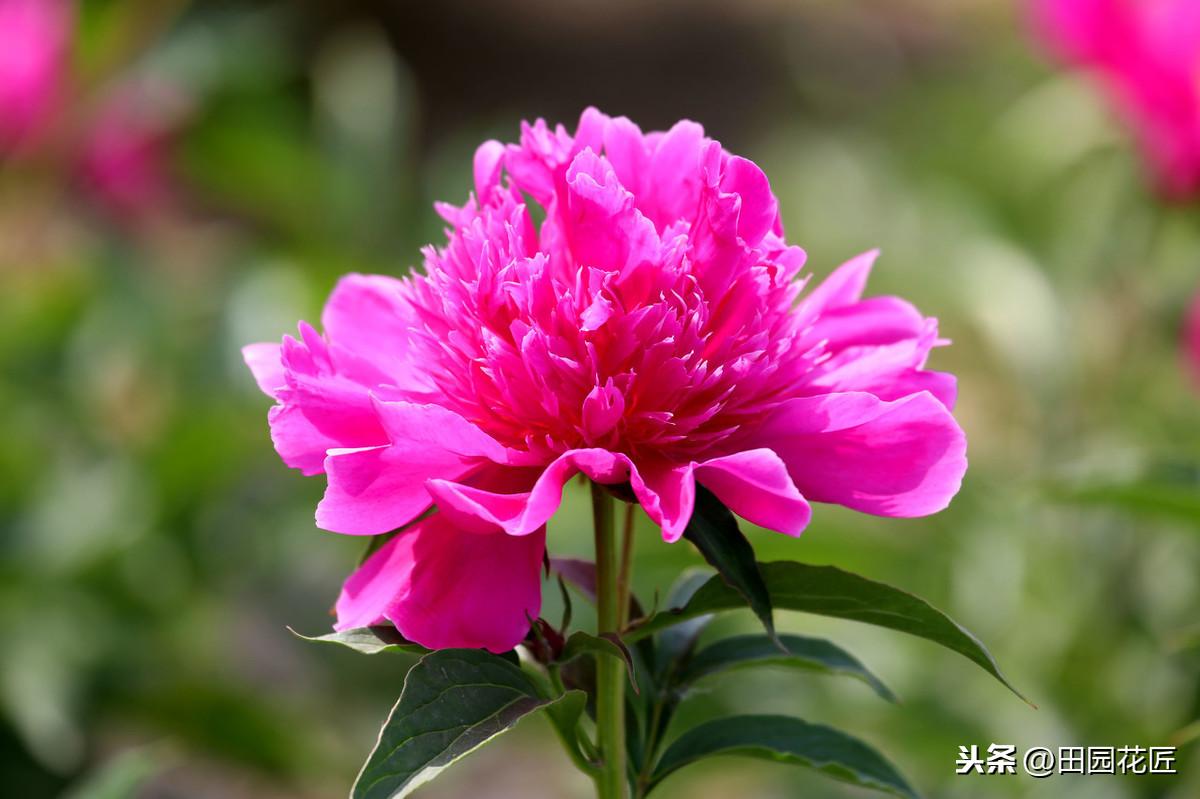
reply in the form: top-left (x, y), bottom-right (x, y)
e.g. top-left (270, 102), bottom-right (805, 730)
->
top-left (362, 111), bottom-right (841, 462)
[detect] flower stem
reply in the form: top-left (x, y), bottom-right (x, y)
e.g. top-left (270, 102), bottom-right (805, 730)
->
top-left (591, 482), bottom-right (627, 799)
top-left (616, 501), bottom-right (636, 624)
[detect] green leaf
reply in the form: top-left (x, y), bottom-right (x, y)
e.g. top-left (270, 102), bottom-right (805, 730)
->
top-left (681, 486), bottom-right (776, 642)
top-left (289, 626), bottom-right (427, 656)
top-left (61, 746), bottom-right (168, 799)
top-left (647, 715), bottom-right (917, 798)
top-left (678, 633), bottom-right (897, 703)
top-left (627, 561), bottom-right (1027, 703)
top-left (352, 649), bottom-right (576, 799)
top-left (559, 631), bottom-right (639, 694)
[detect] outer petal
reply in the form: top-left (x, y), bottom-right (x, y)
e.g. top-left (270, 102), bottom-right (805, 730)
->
top-left (746, 391), bottom-right (967, 518)
top-left (319, 274), bottom-right (429, 394)
top-left (317, 401), bottom-right (509, 535)
top-left (805, 296), bottom-right (926, 351)
top-left (268, 404), bottom-right (348, 476)
top-left (796, 250), bottom-right (878, 322)
top-left (806, 323), bottom-right (958, 409)
top-left (426, 448), bottom-right (634, 536)
top-left (269, 325), bottom-right (388, 474)
top-left (242, 342), bottom-right (284, 398)
top-left (335, 513), bottom-right (545, 653)
top-left (632, 461), bottom-right (696, 543)
top-left (694, 449), bottom-right (812, 537)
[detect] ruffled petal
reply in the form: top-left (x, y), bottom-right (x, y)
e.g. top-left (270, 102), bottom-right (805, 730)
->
top-left (335, 513), bottom-right (545, 653)
top-left (319, 274), bottom-right (430, 393)
top-left (806, 322), bottom-right (957, 409)
top-left (316, 402), bottom-right (509, 535)
top-left (564, 148), bottom-right (659, 275)
top-left (269, 325), bottom-right (388, 474)
top-left (746, 391), bottom-right (967, 518)
top-left (317, 444), bottom-right (472, 535)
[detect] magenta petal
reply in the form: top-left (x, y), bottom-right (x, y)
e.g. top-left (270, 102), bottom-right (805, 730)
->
top-left (427, 448), bottom-right (635, 536)
top-left (718, 156), bottom-right (777, 246)
top-left (242, 342), bottom-right (284, 398)
top-left (319, 274), bottom-right (429, 393)
top-left (806, 296), bottom-right (926, 351)
top-left (473, 139), bottom-right (506, 199)
top-left (749, 391), bottom-right (967, 517)
top-left (267, 404), bottom-right (345, 476)
top-left (335, 513), bottom-right (545, 653)
top-left (798, 250), bottom-right (878, 316)
top-left (695, 449), bottom-right (812, 537)
top-left (371, 398), bottom-right (509, 462)
top-left (630, 461), bottom-right (695, 543)
top-left (317, 444), bottom-right (475, 535)
top-left (807, 324), bottom-right (958, 409)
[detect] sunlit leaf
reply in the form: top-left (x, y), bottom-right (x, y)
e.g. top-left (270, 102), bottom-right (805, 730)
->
top-left (352, 649), bottom-right (576, 799)
top-left (289, 626), bottom-right (427, 656)
top-left (627, 561), bottom-right (1026, 702)
top-left (677, 633), bottom-right (897, 702)
top-left (648, 715), bottom-right (917, 798)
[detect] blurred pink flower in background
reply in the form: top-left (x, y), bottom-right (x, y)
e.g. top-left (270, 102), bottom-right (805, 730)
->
top-left (77, 81), bottom-right (183, 218)
top-left (244, 109), bottom-right (967, 652)
top-left (0, 0), bottom-right (71, 153)
top-left (1183, 290), bottom-right (1200, 383)
top-left (1033, 0), bottom-right (1200, 197)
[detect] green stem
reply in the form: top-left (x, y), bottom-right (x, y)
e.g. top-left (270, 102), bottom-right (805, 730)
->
top-left (591, 482), bottom-right (628, 799)
top-left (616, 501), bottom-right (636, 625)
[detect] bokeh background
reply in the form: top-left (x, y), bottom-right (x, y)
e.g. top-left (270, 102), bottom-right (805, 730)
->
top-left (2, 1), bottom-right (1199, 797)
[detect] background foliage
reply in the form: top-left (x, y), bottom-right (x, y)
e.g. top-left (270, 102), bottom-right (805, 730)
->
top-left (2, 1), bottom-right (1198, 797)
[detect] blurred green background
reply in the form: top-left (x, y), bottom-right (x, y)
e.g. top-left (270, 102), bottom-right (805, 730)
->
top-left (2, 1), bottom-right (1198, 797)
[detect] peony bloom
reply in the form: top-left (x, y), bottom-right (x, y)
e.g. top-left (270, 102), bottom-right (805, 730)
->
top-left (1184, 290), bottom-right (1200, 384)
top-left (244, 109), bottom-right (966, 653)
top-left (77, 80), bottom-right (181, 217)
top-left (1033, 0), bottom-right (1200, 197)
top-left (0, 0), bottom-right (71, 153)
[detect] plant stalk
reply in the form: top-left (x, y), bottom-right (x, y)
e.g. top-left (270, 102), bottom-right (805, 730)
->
top-left (591, 482), bottom-right (628, 799)
top-left (616, 501), bottom-right (637, 624)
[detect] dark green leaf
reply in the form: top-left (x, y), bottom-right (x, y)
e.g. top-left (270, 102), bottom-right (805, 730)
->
top-left (678, 633), bottom-right (896, 702)
top-left (289, 626), bottom-right (427, 656)
top-left (648, 715), bottom-right (917, 798)
top-left (352, 649), bottom-right (575, 799)
top-left (559, 632), bottom-right (639, 694)
top-left (627, 561), bottom-right (1026, 703)
top-left (61, 745), bottom-right (168, 799)
top-left (681, 486), bottom-right (775, 642)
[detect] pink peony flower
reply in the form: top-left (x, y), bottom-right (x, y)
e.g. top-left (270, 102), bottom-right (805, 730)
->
top-left (77, 80), bottom-right (181, 218)
top-left (0, 0), bottom-right (71, 153)
top-left (244, 109), bottom-right (966, 653)
top-left (1184, 290), bottom-right (1200, 384)
top-left (1033, 0), bottom-right (1200, 197)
